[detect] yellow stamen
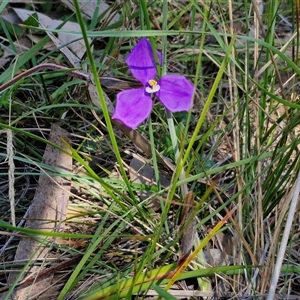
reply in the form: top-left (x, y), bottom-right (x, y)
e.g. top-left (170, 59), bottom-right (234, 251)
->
top-left (146, 79), bottom-right (160, 94)
top-left (148, 79), bottom-right (157, 87)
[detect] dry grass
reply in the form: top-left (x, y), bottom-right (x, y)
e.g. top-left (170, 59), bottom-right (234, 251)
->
top-left (0, 0), bottom-right (300, 299)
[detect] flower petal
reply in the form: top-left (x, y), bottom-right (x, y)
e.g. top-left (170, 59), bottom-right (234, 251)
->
top-left (126, 38), bottom-right (162, 86)
top-left (156, 75), bottom-right (194, 112)
top-left (112, 88), bottom-right (152, 129)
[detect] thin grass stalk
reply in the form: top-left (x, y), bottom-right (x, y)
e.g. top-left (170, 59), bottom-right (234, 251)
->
top-left (181, 35), bottom-right (237, 170)
top-left (72, 0), bottom-right (135, 201)
top-left (267, 168), bottom-right (300, 300)
top-left (161, 0), bottom-right (189, 200)
top-left (0, 18), bottom-right (18, 54)
top-left (228, 0), bottom-right (244, 289)
top-left (252, 0), bottom-right (265, 275)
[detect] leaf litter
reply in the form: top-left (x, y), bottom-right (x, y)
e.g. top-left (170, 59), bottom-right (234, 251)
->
top-left (0, 0), bottom-right (299, 299)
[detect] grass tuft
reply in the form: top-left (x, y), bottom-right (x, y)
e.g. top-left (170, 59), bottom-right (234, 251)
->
top-left (0, 0), bottom-right (300, 299)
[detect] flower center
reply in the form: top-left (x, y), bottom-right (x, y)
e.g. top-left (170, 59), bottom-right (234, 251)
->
top-left (146, 79), bottom-right (160, 94)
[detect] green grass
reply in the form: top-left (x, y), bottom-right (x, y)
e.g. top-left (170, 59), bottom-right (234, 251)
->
top-left (0, 0), bottom-right (300, 299)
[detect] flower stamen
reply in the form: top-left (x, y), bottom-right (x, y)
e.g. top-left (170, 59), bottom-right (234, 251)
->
top-left (146, 79), bottom-right (160, 94)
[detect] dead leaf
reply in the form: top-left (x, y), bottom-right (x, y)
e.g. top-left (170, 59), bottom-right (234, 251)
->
top-left (204, 248), bottom-right (233, 267)
top-left (88, 82), bottom-right (115, 114)
top-left (60, 0), bottom-right (120, 24)
top-left (28, 34), bottom-right (57, 51)
top-left (100, 77), bottom-right (143, 91)
top-left (129, 156), bottom-right (170, 209)
top-left (178, 192), bottom-right (195, 263)
top-left (215, 230), bottom-right (239, 263)
top-left (12, 8), bottom-right (88, 62)
top-left (8, 124), bottom-right (72, 299)
top-left (0, 9), bottom-right (21, 25)
top-left (0, 48), bottom-right (13, 68)
top-left (12, 8), bottom-right (57, 29)
top-left (43, 25), bottom-right (82, 67)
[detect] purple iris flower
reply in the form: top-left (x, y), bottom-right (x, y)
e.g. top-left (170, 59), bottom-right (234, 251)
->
top-left (112, 38), bottom-right (195, 129)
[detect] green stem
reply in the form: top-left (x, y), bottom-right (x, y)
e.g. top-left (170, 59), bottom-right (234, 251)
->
top-left (72, 0), bottom-right (135, 202)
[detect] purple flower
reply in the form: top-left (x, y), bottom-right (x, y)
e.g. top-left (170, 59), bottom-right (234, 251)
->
top-left (112, 38), bottom-right (195, 129)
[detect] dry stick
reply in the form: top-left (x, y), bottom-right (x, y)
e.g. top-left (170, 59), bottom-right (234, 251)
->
top-left (0, 63), bottom-right (91, 93)
top-left (267, 170), bottom-right (300, 300)
top-left (4, 129), bottom-right (16, 227)
top-left (0, 63), bottom-right (143, 94)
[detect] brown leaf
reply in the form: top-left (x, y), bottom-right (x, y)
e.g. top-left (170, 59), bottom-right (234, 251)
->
top-left (12, 8), bottom-right (87, 64)
top-left (60, 0), bottom-right (120, 24)
top-left (129, 156), bottom-right (171, 210)
top-left (88, 83), bottom-right (115, 114)
top-left (8, 124), bottom-right (72, 299)
top-left (178, 192), bottom-right (195, 264)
